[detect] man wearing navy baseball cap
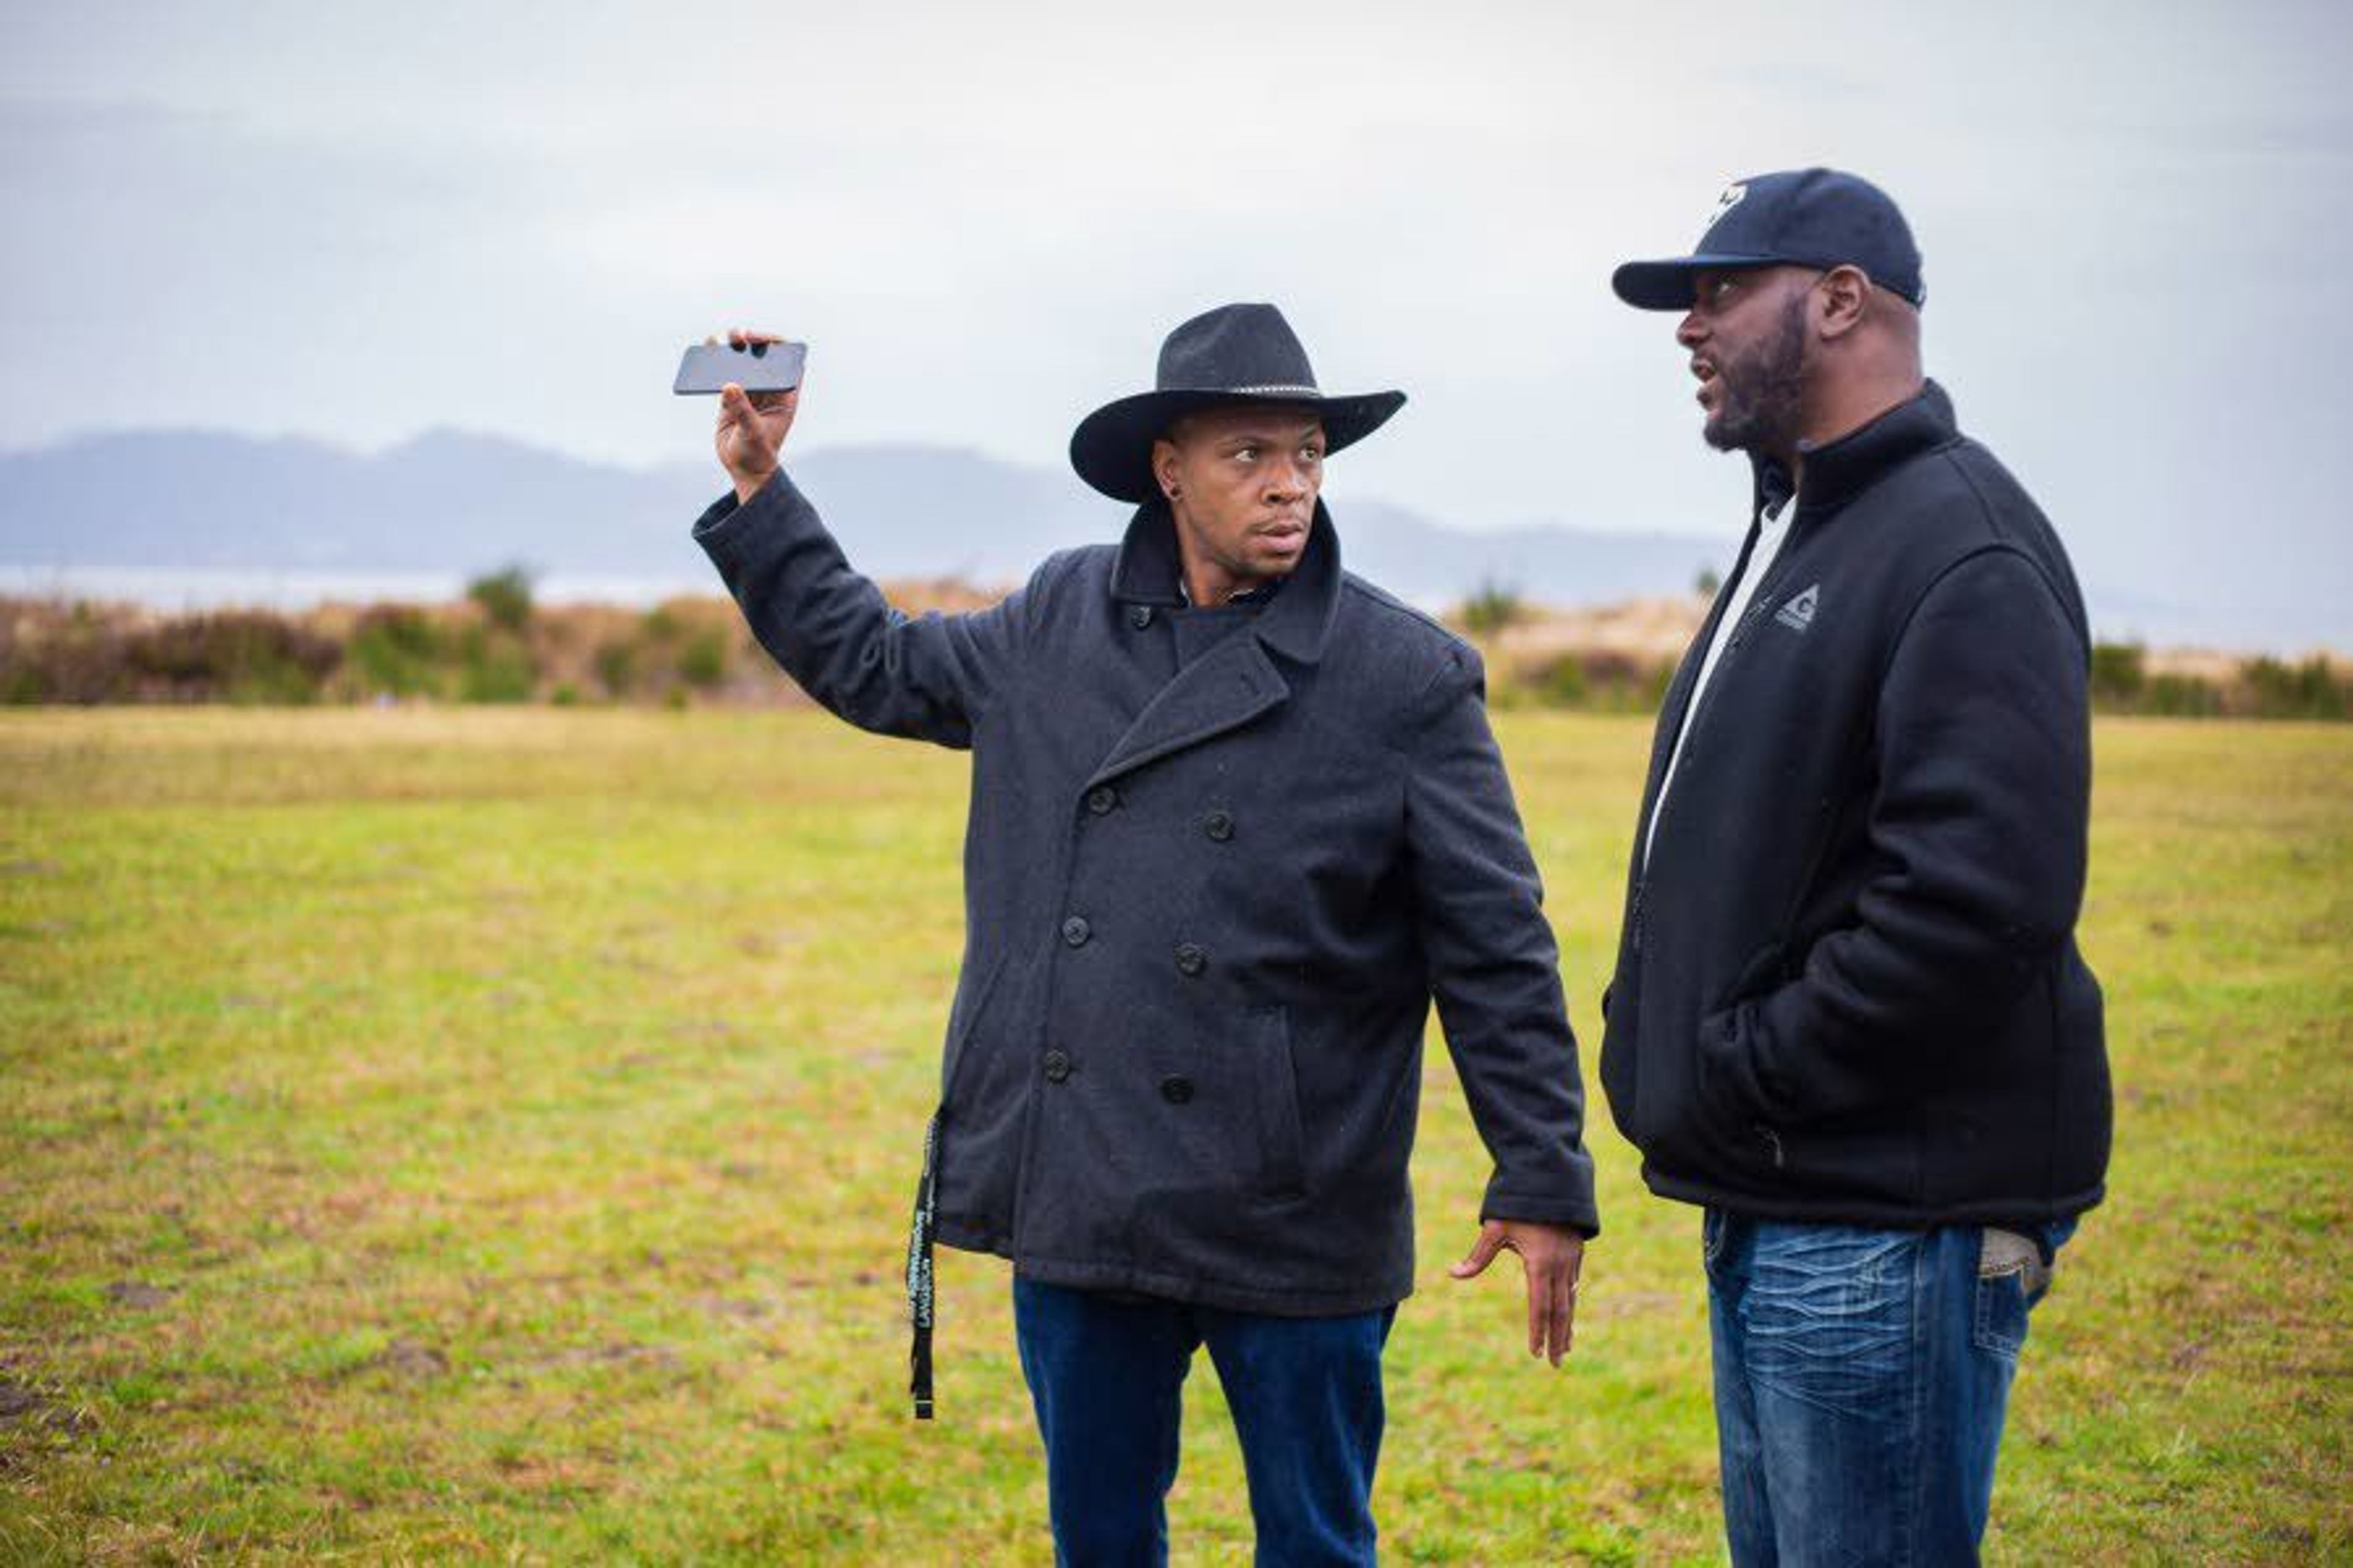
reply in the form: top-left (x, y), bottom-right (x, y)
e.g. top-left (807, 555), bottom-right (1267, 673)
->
top-left (1597, 169), bottom-right (2112, 1563)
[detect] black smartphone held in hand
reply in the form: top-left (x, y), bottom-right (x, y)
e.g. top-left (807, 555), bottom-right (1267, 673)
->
top-left (674, 339), bottom-right (806, 395)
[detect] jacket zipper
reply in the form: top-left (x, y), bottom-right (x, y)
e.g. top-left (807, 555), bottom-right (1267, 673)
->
top-left (1631, 520), bottom-right (1798, 963)
top-left (1639, 588), bottom-right (1782, 905)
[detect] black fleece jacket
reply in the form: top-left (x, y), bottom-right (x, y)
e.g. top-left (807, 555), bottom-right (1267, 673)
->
top-left (1599, 382), bottom-right (2111, 1228)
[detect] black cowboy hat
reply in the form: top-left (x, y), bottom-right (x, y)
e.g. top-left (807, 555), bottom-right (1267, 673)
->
top-left (1069, 303), bottom-right (1406, 502)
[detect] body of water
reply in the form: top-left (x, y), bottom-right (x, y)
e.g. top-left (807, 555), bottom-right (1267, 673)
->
top-left (0, 566), bottom-right (720, 612)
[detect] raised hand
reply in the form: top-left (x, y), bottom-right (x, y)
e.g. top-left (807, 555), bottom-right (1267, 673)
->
top-left (710, 328), bottom-right (801, 502)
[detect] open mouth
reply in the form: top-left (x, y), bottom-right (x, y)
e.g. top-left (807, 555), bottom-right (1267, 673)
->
top-left (1691, 358), bottom-right (1721, 409)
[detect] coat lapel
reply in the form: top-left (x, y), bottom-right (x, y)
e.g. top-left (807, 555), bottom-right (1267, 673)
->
top-left (1088, 499), bottom-right (1341, 790)
top-left (1085, 634), bottom-right (1290, 789)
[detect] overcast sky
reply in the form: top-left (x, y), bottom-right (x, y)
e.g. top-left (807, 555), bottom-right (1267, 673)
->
top-left (3, 1), bottom-right (2347, 637)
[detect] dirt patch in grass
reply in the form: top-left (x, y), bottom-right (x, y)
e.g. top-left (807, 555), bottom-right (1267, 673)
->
top-left (0, 1374), bottom-right (97, 1470)
top-left (102, 1281), bottom-right (173, 1311)
top-left (368, 1339), bottom-right (452, 1381)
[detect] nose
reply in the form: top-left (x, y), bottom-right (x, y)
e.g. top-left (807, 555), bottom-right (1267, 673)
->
top-left (1264, 453), bottom-right (1313, 502)
top-left (1676, 309), bottom-right (1707, 349)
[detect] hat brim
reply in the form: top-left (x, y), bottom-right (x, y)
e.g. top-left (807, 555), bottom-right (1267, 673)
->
top-left (1069, 387), bottom-right (1406, 503)
top-left (1610, 253), bottom-right (1784, 310)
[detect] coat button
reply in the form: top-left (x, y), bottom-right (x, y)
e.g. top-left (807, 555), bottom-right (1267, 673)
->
top-left (1061, 915), bottom-right (1092, 947)
top-left (1203, 809), bottom-right (1235, 842)
top-left (1129, 605), bottom-right (1154, 630)
top-left (1043, 1049), bottom-right (1073, 1083)
top-left (1086, 786), bottom-right (1120, 816)
top-left (1159, 1075), bottom-right (1194, 1105)
top-left (1173, 942), bottom-right (1207, 977)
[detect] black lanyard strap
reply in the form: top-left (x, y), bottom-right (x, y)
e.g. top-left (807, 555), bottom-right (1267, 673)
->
top-left (905, 1110), bottom-right (941, 1419)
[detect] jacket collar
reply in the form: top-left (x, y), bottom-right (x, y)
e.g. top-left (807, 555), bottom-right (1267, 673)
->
top-left (1110, 498), bottom-right (1343, 664)
top-left (1750, 378), bottom-right (1958, 520)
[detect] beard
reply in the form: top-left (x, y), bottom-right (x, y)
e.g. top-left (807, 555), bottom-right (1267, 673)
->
top-left (1704, 292), bottom-right (1809, 456)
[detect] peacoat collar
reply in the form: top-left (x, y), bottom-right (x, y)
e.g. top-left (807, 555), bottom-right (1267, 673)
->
top-left (1108, 498), bottom-right (1344, 666)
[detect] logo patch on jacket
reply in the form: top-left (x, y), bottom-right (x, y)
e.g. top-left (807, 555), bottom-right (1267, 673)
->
top-left (1775, 584), bottom-right (1819, 632)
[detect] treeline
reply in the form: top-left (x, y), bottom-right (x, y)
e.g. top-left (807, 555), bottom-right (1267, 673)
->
top-left (0, 569), bottom-right (792, 709)
top-left (1464, 582), bottom-right (2351, 721)
top-left (1479, 638), bottom-right (2350, 720)
top-left (2085, 641), bottom-right (2352, 721)
top-left (2, 571), bottom-right (2346, 719)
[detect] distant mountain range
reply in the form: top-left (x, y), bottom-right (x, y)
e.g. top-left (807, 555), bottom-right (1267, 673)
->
top-left (0, 428), bottom-right (1727, 608)
top-left (0, 428), bottom-right (2325, 651)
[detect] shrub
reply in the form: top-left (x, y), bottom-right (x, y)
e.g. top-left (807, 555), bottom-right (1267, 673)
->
top-left (2090, 641), bottom-right (2147, 706)
top-left (1458, 580), bottom-right (1525, 638)
top-left (2145, 675), bottom-right (2223, 718)
top-left (1515, 650), bottom-right (1590, 706)
top-left (466, 566), bottom-right (535, 633)
top-left (455, 624), bottom-right (534, 703)
top-left (1533, 656), bottom-right (1588, 708)
top-left (458, 648), bottom-right (534, 703)
top-left (593, 640), bottom-right (638, 697)
top-left (1504, 650), bottom-right (1678, 713)
top-left (679, 630), bottom-right (728, 690)
top-left (124, 612), bottom-right (339, 704)
top-left (348, 607), bottom-right (445, 697)
top-left (2241, 655), bottom-right (2350, 721)
top-left (1, 602), bottom-right (134, 703)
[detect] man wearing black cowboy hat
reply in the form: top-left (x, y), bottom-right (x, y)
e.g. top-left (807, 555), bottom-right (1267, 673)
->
top-left (1600, 170), bottom-right (2109, 1563)
top-left (691, 302), bottom-right (1598, 1564)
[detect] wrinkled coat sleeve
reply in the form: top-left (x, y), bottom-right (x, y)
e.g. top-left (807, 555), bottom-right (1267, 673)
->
top-left (692, 469), bottom-right (1033, 749)
top-left (1404, 646), bottom-right (1601, 1235)
top-left (1699, 547), bottom-right (2093, 1126)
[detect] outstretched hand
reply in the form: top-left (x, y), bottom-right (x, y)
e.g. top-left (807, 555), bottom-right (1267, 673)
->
top-left (1449, 1218), bottom-right (1585, 1366)
top-left (710, 327), bottom-right (800, 503)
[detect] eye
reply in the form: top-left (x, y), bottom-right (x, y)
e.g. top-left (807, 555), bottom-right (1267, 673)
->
top-left (1300, 445), bottom-right (1324, 464)
top-left (1233, 445), bottom-right (1260, 462)
top-left (1706, 276), bottom-right (1742, 308)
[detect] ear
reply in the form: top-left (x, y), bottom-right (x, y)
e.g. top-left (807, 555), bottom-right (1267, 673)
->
top-left (1151, 436), bottom-right (1182, 498)
top-left (1816, 265), bottom-right (1872, 341)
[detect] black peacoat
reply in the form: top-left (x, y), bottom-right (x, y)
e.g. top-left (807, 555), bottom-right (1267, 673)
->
top-left (695, 470), bottom-right (1598, 1319)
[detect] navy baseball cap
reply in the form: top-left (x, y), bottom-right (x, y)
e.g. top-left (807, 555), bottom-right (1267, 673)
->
top-left (1612, 168), bottom-right (1924, 311)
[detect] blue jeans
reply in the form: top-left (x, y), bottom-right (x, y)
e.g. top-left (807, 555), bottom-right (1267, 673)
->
top-left (1704, 1213), bottom-right (2072, 1567)
top-left (1012, 1276), bottom-right (1395, 1567)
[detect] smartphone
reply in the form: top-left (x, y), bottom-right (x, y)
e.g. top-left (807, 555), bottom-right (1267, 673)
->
top-left (674, 339), bottom-right (806, 395)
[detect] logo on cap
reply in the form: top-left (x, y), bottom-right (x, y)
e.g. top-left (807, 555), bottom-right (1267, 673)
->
top-left (1702, 183), bottom-right (1748, 235)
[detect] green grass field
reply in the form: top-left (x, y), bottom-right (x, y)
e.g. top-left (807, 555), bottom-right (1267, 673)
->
top-left (1, 709), bottom-right (2346, 1564)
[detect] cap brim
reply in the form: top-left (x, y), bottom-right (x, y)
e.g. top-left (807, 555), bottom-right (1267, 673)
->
top-left (1069, 388), bottom-right (1406, 503)
top-left (1610, 253), bottom-right (1781, 310)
